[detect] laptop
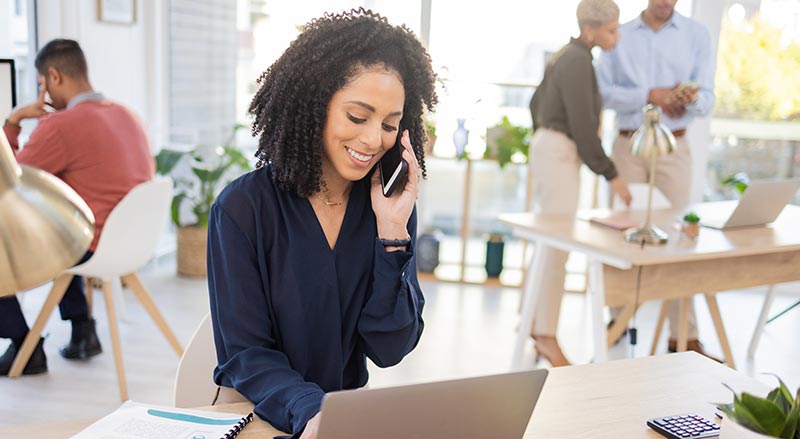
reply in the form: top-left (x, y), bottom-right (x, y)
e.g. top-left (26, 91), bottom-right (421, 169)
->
top-left (700, 179), bottom-right (800, 229)
top-left (316, 369), bottom-right (548, 439)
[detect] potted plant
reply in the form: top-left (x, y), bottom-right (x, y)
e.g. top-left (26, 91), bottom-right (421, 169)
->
top-left (718, 377), bottom-right (800, 438)
top-left (682, 211), bottom-right (701, 239)
top-left (484, 116), bottom-right (531, 168)
top-left (155, 125), bottom-right (251, 277)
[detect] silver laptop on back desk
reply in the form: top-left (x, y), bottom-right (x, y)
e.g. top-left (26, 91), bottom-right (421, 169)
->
top-left (316, 369), bottom-right (548, 439)
top-left (700, 179), bottom-right (800, 229)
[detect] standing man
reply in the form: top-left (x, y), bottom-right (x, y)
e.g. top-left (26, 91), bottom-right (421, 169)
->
top-left (0, 39), bottom-right (154, 375)
top-left (596, 0), bottom-right (717, 356)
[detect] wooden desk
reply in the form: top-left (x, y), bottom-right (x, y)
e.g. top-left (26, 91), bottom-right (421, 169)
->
top-left (500, 204), bottom-right (800, 366)
top-left (525, 352), bottom-right (767, 438)
top-left (0, 353), bottom-right (767, 438)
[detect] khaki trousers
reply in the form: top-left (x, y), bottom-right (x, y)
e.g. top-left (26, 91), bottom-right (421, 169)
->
top-left (527, 129), bottom-right (582, 336)
top-left (611, 134), bottom-right (698, 339)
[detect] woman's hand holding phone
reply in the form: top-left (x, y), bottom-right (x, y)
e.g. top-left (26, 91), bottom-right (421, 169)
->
top-left (371, 129), bottom-right (419, 244)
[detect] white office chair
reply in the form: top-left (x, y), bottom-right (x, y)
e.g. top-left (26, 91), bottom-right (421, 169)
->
top-left (8, 178), bottom-right (184, 400)
top-left (174, 313), bottom-right (219, 408)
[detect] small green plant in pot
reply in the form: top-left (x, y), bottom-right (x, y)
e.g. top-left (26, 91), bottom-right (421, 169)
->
top-left (717, 376), bottom-right (800, 438)
top-left (155, 125), bottom-right (251, 277)
top-left (681, 211), bottom-right (701, 240)
top-left (484, 116), bottom-right (531, 168)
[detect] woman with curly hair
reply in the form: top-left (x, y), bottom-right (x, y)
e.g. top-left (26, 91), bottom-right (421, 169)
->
top-left (206, 9), bottom-right (437, 438)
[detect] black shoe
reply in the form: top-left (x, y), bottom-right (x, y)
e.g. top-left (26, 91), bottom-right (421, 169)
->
top-left (0, 338), bottom-right (48, 376)
top-left (60, 318), bottom-right (103, 360)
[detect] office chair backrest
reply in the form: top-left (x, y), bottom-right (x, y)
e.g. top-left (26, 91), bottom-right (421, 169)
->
top-left (70, 177), bottom-right (172, 277)
top-left (173, 313), bottom-right (218, 408)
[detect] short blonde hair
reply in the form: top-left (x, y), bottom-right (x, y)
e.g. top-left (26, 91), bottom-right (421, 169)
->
top-left (576, 0), bottom-right (620, 29)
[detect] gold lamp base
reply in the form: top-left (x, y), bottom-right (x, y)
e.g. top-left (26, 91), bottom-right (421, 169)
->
top-left (624, 224), bottom-right (669, 245)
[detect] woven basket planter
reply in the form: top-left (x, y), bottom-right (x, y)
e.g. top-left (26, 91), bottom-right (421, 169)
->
top-left (177, 226), bottom-right (208, 278)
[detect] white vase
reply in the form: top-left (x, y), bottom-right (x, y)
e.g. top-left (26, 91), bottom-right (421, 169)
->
top-left (719, 418), bottom-right (773, 438)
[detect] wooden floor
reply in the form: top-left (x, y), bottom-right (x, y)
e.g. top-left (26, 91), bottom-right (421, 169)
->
top-left (1, 255), bottom-right (798, 426)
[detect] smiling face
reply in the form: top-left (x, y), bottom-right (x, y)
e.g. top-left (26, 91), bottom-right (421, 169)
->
top-left (321, 65), bottom-right (405, 188)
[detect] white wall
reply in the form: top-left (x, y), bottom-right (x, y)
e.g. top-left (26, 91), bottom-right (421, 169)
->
top-left (36, 0), bottom-right (169, 149)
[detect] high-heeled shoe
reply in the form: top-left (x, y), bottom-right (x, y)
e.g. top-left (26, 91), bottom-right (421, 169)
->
top-left (532, 335), bottom-right (571, 367)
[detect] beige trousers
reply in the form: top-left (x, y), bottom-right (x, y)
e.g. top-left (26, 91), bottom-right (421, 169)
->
top-left (528, 129), bottom-right (582, 336)
top-left (611, 134), bottom-right (698, 339)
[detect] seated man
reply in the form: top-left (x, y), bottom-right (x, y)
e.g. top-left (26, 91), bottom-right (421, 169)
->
top-left (0, 39), bottom-right (154, 375)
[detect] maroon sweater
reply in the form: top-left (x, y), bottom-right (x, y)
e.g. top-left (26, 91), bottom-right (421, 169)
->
top-left (4, 100), bottom-right (154, 251)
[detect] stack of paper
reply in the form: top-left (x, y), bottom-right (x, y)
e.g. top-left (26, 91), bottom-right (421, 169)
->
top-left (70, 401), bottom-right (253, 439)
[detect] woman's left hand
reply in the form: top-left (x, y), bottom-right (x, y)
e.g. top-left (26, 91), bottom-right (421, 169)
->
top-left (370, 129), bottom-right (419, 240)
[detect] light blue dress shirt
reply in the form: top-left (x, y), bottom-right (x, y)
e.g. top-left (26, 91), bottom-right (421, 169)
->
top-left (596, 11), bottom-right (716, 131)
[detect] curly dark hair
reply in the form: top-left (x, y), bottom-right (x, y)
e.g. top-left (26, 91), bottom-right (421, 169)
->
top-left (249, 8), bottom-right (438, 197)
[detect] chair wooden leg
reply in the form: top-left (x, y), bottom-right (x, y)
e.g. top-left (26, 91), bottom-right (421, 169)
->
top-left (650, 300), bottom-right (670, 356)
top-left (607, 302), bottom-right (637, 348)
top-left (705, 293), bottom-right (736, 369)
top-left (677, 297), bottom-right (690, 352)
top-left (85, 277), bottom-right (94, 317)
top-left (9, 274), bottom-right (74, 377)
top-left (747, 285), bottom-right (776, 358)
top-left (102, 280), bottom-right (128, 401)
top-left (122, 273), bottom-right (184, 357)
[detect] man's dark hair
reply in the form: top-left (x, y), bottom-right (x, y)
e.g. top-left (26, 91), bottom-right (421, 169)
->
top-left (35, 39), bottom-right (89, 80)
top-left (249, 8), bottom-right (438, 197)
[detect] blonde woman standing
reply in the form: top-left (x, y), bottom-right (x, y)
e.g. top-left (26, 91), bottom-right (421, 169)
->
top-left (527, 0), bottom-right (631, 367)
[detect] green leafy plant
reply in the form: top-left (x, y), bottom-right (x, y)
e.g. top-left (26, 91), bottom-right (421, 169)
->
top-left (484, 116), bottom-right (532, 168)
top-left (683, 212), bottom-right (700, 223)
top-left (718, 376), bottom-right (800, 438)
top-left (722, 172), bottom-right (750, 194)
top-left (155, 125), bottom-right (251, 227)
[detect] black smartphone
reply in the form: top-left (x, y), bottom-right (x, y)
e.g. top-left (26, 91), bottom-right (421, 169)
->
top-left (379, 126), bottom-right (409, 197)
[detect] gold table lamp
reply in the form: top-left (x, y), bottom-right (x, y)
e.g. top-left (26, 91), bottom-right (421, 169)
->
top-left (624, 105), bottom-right (676, 245)
top-left (0, 129), bottom-right (94, 296)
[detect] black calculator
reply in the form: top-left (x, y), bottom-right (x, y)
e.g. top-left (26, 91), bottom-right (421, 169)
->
top-left (647, 414), bottom-right (720, 438)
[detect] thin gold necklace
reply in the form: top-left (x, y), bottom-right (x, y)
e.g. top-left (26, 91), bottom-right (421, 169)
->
top-left (317, 192), bottom-right (343, 207)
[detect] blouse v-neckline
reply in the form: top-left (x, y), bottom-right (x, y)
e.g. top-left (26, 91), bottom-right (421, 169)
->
top-left (307, 183), bottom-right (358, 253)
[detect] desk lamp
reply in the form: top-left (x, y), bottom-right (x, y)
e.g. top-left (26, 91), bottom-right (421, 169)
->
top-left (624, 105), bottom-right (676, 245)
top-left (0, 129), bottom-right (94, 296)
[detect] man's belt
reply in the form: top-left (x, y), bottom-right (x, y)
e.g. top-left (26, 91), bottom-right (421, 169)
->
top-left (619, 128), bottom-right (686, 138)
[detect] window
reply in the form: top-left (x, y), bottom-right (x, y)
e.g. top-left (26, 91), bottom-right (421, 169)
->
top-left (709, 0), bottom-right (800, 204)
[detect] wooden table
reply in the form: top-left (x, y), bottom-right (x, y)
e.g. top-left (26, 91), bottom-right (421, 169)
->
top-left (499, 204), bottom-right (800, 367)
top-left (0, 353), bottom-right (768, 438)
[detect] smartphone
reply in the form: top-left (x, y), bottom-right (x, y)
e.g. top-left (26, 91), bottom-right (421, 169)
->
top-left (677, 80), bottom-right (700, 92)
top-left (379, 126), bottom-right (409, 197)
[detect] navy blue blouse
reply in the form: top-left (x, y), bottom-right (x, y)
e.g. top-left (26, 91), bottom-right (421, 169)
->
top-left (207, 165), bottom-right (425, 435)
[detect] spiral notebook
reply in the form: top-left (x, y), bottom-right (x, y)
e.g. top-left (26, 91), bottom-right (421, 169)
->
top-left (69, 401), bottom-right (253, 439)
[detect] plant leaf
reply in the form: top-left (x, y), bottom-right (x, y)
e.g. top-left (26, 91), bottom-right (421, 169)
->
top-left (732, 397), bottom-right (770, 434)
top-left (765, 374), bottom-right (796, 414)
top-left (741, 392), bottom-right (786, 436)
top-left (779, 397), bottom-right (798, 439)
top-left (170, 193), bottom-right (188, 227)
top-left (155, 149), bottom-right (185, 175)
